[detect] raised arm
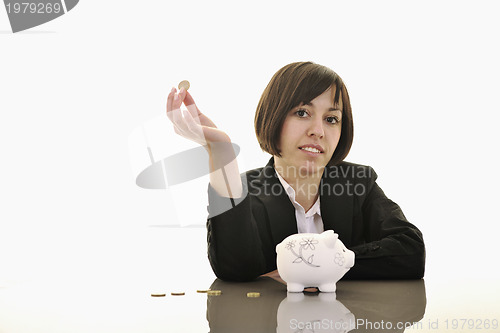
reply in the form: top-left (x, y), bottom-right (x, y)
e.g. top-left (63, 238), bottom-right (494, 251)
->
top-left (166, 87), bottom-right (242, 198)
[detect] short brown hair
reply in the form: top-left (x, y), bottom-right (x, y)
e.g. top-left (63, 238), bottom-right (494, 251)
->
top-left (254, 62), bottom-right (353, 166)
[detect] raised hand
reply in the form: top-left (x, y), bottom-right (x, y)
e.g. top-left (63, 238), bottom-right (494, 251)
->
top-left (166, 86), bottom-right (243, 198)
top-left (166, 87), bottom-right (230, 149)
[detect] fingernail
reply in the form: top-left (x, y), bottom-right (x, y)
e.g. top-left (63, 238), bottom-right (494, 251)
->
top-left (174, 94), bottom-right (179, 101)
top-left (179, 87), bottom-right (185, 94)
top-left (170, 87), bottom-right (176, 93)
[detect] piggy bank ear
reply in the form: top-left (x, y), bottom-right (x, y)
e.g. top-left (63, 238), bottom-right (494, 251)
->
top-left (276, 242), bottom-right (283, 253)
top-left (323, 230), bottom-right (339, 248)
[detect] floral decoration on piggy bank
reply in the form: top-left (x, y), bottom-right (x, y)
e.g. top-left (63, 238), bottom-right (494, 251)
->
top-left (276, 230), bottom-right (355, 292)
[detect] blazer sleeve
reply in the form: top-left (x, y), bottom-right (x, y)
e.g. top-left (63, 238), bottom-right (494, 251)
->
top-left (345, 168), bottom-right (426, 279)
top-left (206, 180), bottom-right (268, 281)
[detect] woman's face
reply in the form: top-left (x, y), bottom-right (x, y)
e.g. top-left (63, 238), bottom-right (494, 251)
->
top-left (275, 87), bottom-right (342, 177)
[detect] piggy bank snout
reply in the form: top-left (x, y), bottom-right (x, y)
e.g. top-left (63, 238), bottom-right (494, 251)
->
top-left (344, 249), bottom-right (355, 268)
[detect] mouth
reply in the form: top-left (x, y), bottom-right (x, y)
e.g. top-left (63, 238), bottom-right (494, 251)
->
top-left (298, 145), bottom-right (324, 154)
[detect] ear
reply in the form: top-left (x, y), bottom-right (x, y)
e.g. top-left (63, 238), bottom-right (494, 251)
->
top-left (323, 230), bottom-right (338, 249)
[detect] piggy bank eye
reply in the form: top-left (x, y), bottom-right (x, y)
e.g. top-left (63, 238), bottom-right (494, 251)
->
top-left (342, 249), bottom-right (346, 252)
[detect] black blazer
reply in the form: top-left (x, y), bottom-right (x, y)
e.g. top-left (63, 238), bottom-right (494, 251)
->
top-left (207, 158), bottom-right (425, 281)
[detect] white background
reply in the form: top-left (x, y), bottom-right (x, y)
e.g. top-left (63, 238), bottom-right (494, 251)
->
top-left (1, 0), bottom-right (499, 295)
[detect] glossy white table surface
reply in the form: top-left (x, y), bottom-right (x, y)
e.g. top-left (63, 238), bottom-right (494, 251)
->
top-left (1, 227), bottom-right (499, 332)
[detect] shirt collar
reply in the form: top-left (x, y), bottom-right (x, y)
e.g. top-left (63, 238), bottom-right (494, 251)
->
top-left (275, 170), bottom-right (321, 216)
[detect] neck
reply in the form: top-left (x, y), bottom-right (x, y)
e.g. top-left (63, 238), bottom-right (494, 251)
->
top-left (274, 161), bottom-right (324, 211)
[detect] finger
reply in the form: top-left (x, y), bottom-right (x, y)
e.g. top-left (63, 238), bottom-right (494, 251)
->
top-left (183, 91), bottom-right (201, 115)
top-left (183, 109), bottom-right (206, 143)
top-left (178, 87), bottom-right (187, 104)
top-left (186, 104), bottom-right (198, 118)
top-left (171, 107), bottom-right (188, 132)
top-left (183, 109), bottom-right (201, 128)
top-left (183, 110), bottom-right (207, 146)
top-left (178, 87), bottom-right (198, 118)
top-left (167, 110), bottom-right (174, 122)
top-left (173, 124), bottom-right (189, 137)
top-left (166, 104), bottom-right (176, 123)
top-left (171, 90), bottom-right (183, 110)
top-left (171, 112), bottom-right (191, 139)
top-left (166, 87), bottom-right (176, 113)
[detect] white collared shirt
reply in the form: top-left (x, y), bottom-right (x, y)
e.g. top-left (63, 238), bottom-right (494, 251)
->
top-left (275, 171), bottom-right (324, 234)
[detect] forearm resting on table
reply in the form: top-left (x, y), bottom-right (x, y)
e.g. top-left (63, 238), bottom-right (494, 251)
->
top-left (207, 142), bottom-right (243, 198)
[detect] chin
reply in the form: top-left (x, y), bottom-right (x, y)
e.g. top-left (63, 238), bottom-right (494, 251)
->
top-left (295, 159), bottom-right (327, 177)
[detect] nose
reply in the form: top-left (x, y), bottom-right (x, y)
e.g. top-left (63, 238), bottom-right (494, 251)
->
top-left (307, 117), bottom-right (324, 138)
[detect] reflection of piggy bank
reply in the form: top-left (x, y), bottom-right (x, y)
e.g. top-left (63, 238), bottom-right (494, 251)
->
top-left (276, 230), bottom-right (355, 292)
top-left (277, 293), bottom-right (355, 333)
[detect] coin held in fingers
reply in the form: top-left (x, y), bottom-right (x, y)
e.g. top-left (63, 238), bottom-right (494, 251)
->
top-left (178, 80), bottom-right (190, 91)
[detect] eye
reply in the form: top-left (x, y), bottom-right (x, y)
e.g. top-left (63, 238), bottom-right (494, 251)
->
top-left (295, 109), bottom-right (309, 118)
top-left (325, 116), bottom-right (340, 125)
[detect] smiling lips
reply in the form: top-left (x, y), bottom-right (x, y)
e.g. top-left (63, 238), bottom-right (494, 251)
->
top-left (299, 144), bottom-right (324, 154)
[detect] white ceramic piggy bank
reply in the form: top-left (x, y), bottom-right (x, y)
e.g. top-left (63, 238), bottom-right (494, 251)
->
top-left (276, 230), bottom-right (355, 292)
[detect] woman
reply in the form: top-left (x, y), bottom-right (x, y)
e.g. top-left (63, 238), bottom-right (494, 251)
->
top-left (167, 62), bottom-right (425, 282)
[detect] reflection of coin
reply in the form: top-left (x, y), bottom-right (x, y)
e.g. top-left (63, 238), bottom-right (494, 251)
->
top-left (207, 290), bottom-right (222, 296)
top-left (151, 293), bottom-right (166, 297)
top-left (197, 289), bottom-right (210, 293)
top-left (247, 292), bottom-right (260, 298)
top-left (171, 292), bottom-right (185, 296)
top-left (178, 80), bottom-right (190, 91)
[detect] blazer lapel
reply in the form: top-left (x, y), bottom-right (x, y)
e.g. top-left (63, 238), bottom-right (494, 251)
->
top-left (320, 164), bottom-right (354, 247)
top-left (251, 159), bottom-right (354, 246)
top-left (254, 158), bottom-right (297, 245)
